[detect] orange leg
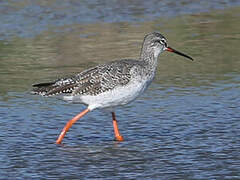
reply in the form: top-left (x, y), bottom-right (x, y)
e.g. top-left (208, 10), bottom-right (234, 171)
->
top-left (111, 112), bottom-right (124, 141)
top-left (56, 108), bottom-right (90, 144)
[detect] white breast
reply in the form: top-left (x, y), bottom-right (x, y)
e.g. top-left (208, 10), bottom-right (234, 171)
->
top-left (63, 78), bottom-right (151, 111)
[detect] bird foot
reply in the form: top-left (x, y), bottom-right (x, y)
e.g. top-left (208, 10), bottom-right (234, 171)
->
top-left (114, 135), bottom-right (124, 141)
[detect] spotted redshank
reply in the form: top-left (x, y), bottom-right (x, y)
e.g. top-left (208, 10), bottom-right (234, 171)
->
top-left (32, 32), bottom-right (193, 144)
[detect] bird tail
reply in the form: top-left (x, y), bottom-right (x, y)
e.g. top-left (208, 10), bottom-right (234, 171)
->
top-left (31, 82), bottom-right (56, 96)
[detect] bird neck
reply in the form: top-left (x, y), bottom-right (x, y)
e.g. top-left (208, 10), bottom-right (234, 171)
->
top-left (140, 50), bottom-right (159, 71)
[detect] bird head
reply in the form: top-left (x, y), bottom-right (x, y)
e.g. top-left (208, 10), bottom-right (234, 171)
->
top-left (141, 32), bottom-right (193, 61)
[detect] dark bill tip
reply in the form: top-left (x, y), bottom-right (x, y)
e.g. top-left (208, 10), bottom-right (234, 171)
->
top-left (166, 47), bottom-right (194, 61)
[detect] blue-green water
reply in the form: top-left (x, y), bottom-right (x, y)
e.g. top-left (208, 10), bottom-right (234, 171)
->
top-left (0, 1), bottom-right (240, 179)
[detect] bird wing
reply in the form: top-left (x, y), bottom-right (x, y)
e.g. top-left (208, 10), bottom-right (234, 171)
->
top-left (72, 60), bottom-right (134, 96)
top-left (32, 60), bottom-right (139, 96)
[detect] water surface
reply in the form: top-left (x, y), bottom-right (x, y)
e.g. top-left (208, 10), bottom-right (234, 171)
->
top-left (0, 2), bottom-right (240, 179)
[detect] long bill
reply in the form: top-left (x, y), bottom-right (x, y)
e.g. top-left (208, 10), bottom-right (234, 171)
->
top-left (166, 47), bottom-right (194, 61)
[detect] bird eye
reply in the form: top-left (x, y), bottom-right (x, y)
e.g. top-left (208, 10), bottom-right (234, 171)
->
top-left (159, 39), bottom-right (166, 45)
top-left (152, 39), bottom-right (167, 47)
top-left (153, 39), bottom-right (166, 45)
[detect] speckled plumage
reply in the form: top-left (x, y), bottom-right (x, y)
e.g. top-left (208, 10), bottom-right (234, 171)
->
top-left (32, 59), bottom-right (148, 96)
top-left (32, 32), bottom-right (175, 110)
top-left (32, 32), bottom-right (194, 144)
top-left (32, 33), bottom-right (167, 98)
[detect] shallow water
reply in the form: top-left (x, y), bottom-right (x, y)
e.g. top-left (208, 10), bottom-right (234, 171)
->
top-left (1, 0), bottom-right (240, 39)
top-left (1, 1), bottom-right (240, 179)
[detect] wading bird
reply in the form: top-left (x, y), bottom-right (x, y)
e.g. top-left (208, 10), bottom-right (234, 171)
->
top-left (32, 32), bottom-right (193, 144)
